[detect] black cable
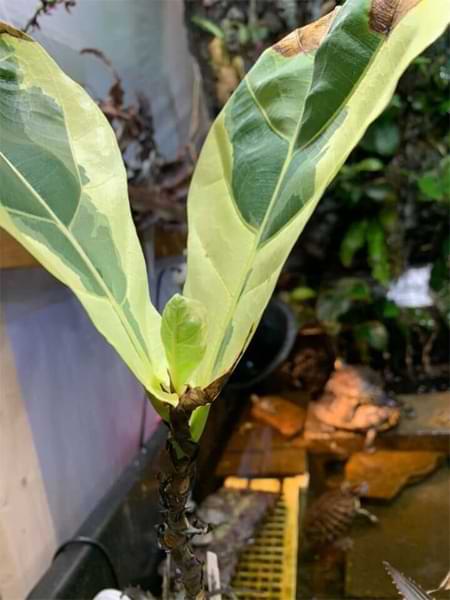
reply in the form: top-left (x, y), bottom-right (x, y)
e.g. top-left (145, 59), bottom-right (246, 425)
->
top-left (53, 535), bottom-right (121, 589)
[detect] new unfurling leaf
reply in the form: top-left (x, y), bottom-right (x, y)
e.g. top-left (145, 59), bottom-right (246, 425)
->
top-left (161, 294), bottom-right (207, 394)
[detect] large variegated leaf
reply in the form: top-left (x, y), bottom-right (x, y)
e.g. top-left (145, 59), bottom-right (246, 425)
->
top-left (184, 0), bottom-right (449, 395)
top-left (0, 23), bottom-right (173, 404)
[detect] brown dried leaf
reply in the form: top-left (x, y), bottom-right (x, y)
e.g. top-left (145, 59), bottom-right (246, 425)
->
top-left (272, 7), bottom-right (339, 57)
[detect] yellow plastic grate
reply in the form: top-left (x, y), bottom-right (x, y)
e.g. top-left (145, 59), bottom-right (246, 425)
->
top-left (225, 475), bottom-right (309, 600)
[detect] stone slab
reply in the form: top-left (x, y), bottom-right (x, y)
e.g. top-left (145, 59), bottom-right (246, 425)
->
top-left (345, 450), bottom-right (444, 500)
top-left (346, 465), bottom-right (450, 598)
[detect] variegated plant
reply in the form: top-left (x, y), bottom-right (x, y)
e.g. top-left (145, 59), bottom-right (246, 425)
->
top-left (1, 4), bottom-right (448, 596)
top-left (1, 0), bottom-right (448, 437)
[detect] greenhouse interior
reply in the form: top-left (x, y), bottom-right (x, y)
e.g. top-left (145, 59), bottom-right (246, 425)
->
top-left (0, 1), bottom-right (449, 599)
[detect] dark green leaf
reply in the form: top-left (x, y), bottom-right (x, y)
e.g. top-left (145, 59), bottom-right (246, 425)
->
top-left (418, 157), bottom-right (450, 202)
top-left (367, 220), bottom-right (391, 285)
top-left (316, 278), bottom-right (371, 324)
top-left (354, 321), bottom-right (388, 351)
top-left (382, 299), bottom-right (400, 319)
top-left (316, 289), bottom-right (352, 324)
top-left (361, 119), bottom-right (400, 156)
top-left (418, 173), bottom-right (445, 200)
top-left (379, 207), bottom-right (397, 230)
top-left (339, 219), bottom-right (368, 267)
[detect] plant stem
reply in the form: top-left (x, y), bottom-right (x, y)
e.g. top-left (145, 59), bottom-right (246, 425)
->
top-left (157, 374), bottom-right (230, 598)
top-left (158, 401), bottom-right (207, 599)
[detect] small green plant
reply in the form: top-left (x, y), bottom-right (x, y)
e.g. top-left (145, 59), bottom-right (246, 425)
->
top-left (0, 1), bottom-right (447, 596)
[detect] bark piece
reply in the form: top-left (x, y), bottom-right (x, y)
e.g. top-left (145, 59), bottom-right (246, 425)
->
top-left (193, 485), bottom-right (279, 587)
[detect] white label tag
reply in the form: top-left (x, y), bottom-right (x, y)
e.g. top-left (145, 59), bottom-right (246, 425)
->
top-left (206, 551), bottom-right (222, 600)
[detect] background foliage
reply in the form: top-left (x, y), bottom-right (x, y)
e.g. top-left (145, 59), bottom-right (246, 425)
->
top-left (284, 37), bottom-right (450, 380)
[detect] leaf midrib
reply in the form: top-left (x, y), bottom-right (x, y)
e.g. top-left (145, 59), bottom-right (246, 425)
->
top-left (203, 71), bottom-right (308, 381)
top-left (245, 77), bottom-right (289, 142)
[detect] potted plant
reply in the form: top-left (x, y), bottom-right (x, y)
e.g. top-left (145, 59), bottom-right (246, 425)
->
top-left (0, 1), bottom-right (447, 597)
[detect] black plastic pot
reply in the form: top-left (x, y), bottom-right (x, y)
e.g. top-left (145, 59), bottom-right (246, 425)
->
top-left (228, 297), bottom-right (297, 390)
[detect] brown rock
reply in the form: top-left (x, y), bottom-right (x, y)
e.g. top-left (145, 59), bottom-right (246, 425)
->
top-left (310, 364), bottom-right (400, 435)
top-left (345, 450), bottom-right (444, 500)
top-left (250, 394), bottom-right (306, 438)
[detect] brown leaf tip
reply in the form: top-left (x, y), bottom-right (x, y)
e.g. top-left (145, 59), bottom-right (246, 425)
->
top-left (369, 0), bottom-right (422, 34)
top-left (0, 21), bottom-right (32, 40)
top-left (272, 7), bottom-right (339, 57)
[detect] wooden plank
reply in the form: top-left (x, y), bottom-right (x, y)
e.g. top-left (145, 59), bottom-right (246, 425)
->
top-left (0, 229), bottom-right (39, 270)
top-left (216, 409), bottom-right (307, 477)
top-left (216, 446), bottom-right (307, 478)
top-left (0, 314), bottom-right (56, 600)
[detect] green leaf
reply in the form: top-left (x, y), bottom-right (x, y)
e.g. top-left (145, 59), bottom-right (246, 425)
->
top-left (317, 289), bottom-right (352, 324)
top-left (361, 118), bottom-right (400, 156)
top-left (340, 219), bottom-right (368, 267)
top-left (347, 279), bottom-right (372, 302)
top-left (191, 15), bottom-right (225, 39)
top-left (184, 0), bottom-right (447, 397)
top-left (354, 320), bottom-right (388, 351)
top-left (316, 278), bottom-right (371, 324)
top-left (381, 299), bottom-right (400, 318)
top-left (418, 173), bottom-right (445, 200)
top-left (355, 158), bottom-right (384, 172)
top-left (431, 237), bottom-right (450, 292)
top-left (161, 294), bottom-right (207, 394)
top-left (367, 220), bottom-right (391, 285)
top-left (418, 157), bottom-right (450, 202)
top-left (0, 23), bottom-right (173, 405)
top-left (290, 286), bottom-right (317, 301)
top-left (379, 206), bottom-right (397, 230)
